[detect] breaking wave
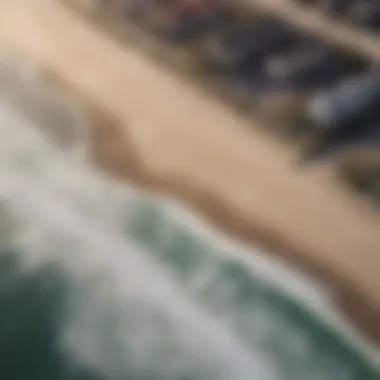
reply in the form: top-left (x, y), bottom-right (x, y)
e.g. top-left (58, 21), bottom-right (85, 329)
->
top-left (0, 57), bottom-right (378, 380)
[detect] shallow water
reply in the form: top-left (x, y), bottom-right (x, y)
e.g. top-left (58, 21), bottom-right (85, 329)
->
top-left (0, 59), bottom-right (378, 380)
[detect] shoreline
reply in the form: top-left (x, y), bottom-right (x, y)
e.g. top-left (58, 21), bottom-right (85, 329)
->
top-left (1, 0), bottom-right (379, 348)
top-left (81, 93), bottom-right (380, 347)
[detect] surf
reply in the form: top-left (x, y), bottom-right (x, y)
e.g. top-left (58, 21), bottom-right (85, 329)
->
top-left (0, 56), bottom-right (377, 380)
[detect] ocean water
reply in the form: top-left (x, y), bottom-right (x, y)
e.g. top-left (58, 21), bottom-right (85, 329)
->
top-left (0, 57), bottom-right (378, 380)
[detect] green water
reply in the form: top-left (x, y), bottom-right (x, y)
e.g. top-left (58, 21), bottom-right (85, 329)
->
top-left (0, 193), bottom-right (378, 380)
top-left (124, 197), bottom-right (380, 379)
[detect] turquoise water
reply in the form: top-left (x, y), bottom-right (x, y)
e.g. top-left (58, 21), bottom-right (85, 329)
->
top-left (0, 57), bottom-right (378, 380)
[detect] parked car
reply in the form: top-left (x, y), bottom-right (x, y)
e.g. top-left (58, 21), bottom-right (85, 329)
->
top-left (301, 116), bottom-right (380, 162)
top-left (224, 38), bottom-right (367, 128)
top-left (196, 17), bottom-right (303, 74)
top-left (264, 45), bottom-right (367, 91)
top-left (298, 71), bottom-right (380, 161)
top-left (305, 71), bottom-right (380, 130)
top-left (253, 46), bottom-right (368, 135)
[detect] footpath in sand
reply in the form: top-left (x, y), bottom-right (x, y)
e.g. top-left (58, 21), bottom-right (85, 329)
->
top-left (1, 0), bottom-right (380, 341)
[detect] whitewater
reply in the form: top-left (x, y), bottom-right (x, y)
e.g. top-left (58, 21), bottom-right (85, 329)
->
top-left (0, 56), bottom-right (378, 380)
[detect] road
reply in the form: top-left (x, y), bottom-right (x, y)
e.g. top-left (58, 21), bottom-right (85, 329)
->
top-left (245, 0), bottom-right (380, 62)
top-left (1, 0), bottom-right (380, 341)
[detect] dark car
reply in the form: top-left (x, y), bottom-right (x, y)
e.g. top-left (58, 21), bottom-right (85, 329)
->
top-left (302, 117), bottom-right (380, 162)
top-left (306, 71), bottom-right (380, 129)
top-left (220, 40), bottom-right (365, 109)
top-left (198, 18), bottom-right (302, 74)
top-left (264, 45), bottom-right (368, 91)
top-left (300, 71), bottom-right (380, 161)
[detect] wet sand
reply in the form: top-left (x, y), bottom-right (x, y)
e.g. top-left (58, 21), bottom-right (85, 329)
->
top-left (1, 0), bottom-right (380, 344)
